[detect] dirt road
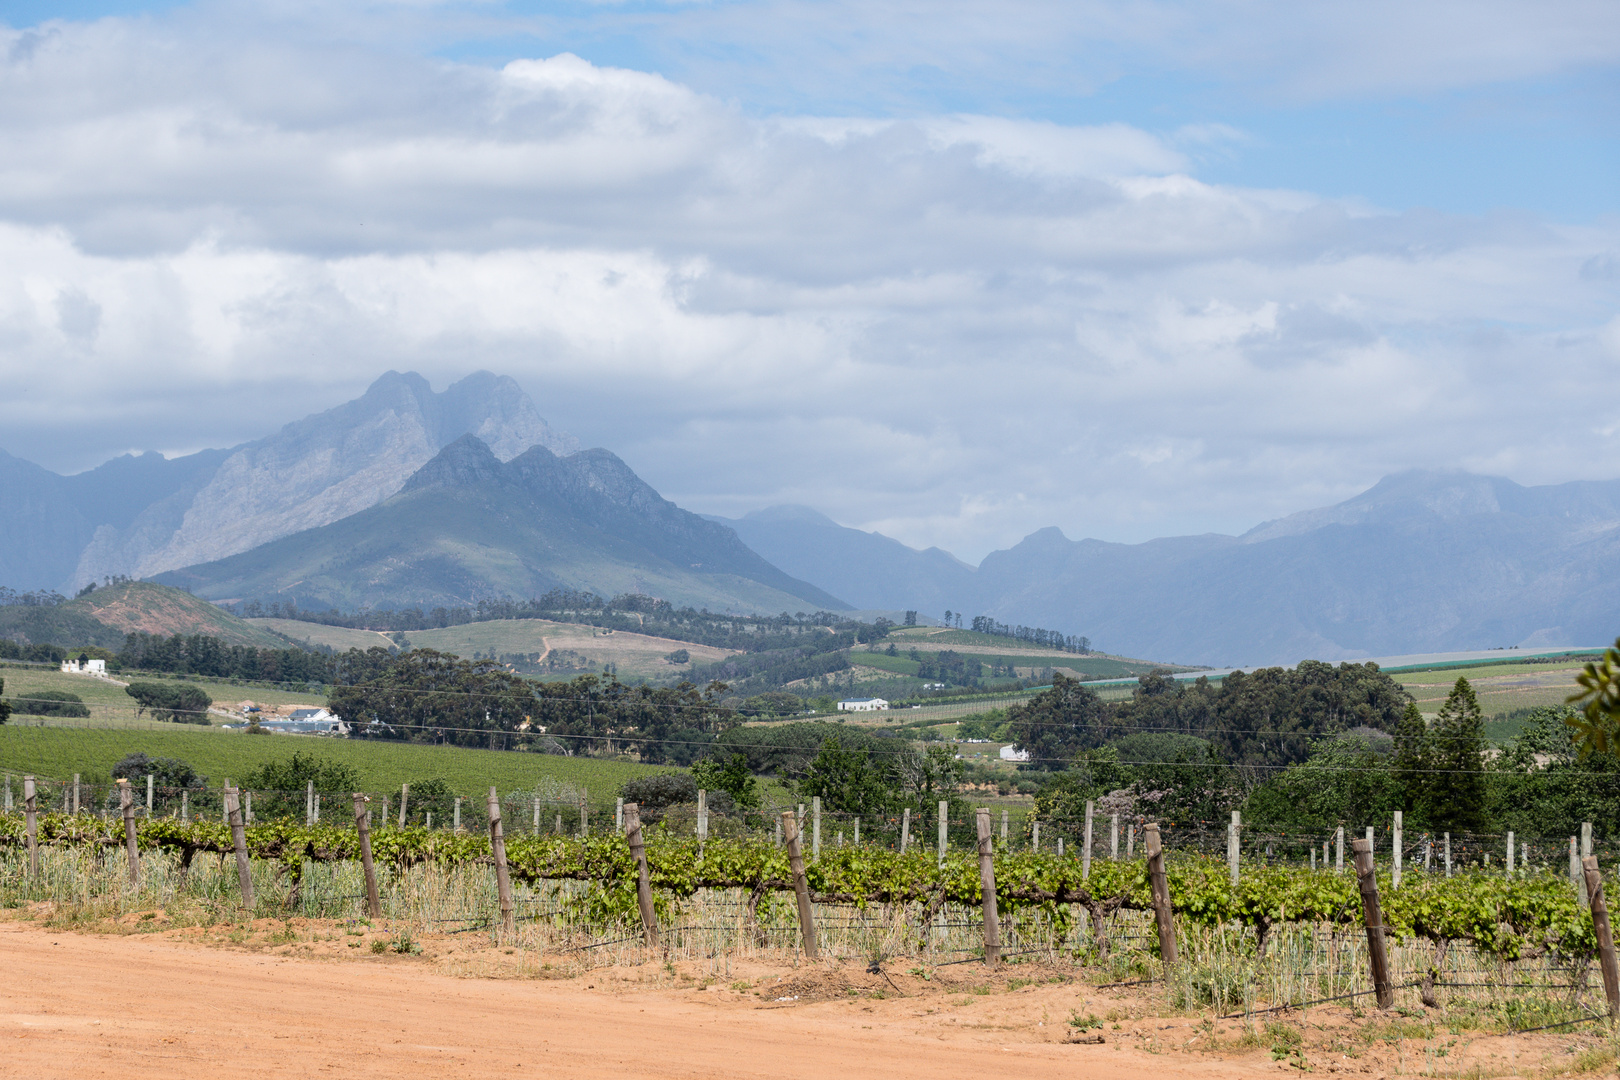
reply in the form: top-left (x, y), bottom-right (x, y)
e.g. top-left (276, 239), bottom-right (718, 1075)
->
top-left (0, 916), bottom-right (1589, 1078)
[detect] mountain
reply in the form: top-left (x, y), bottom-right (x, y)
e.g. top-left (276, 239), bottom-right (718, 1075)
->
top-left (0, 371), bottom-right (575, 594)
top-left (707, 505), bottom-right (977, 617)
top-left (966, 470), bottom-right (1620, 666)
top-left (155, 436), bottom-right (850, 614)
top-left (0, 580), bottom-right (289, 650)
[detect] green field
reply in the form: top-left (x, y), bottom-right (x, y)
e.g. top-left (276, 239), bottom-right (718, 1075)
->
top-left (1391, 661), bottom-right (1585, 720)
top-left (249, 618), bottom-right (397, 653)
top-left (0, 725), bottom-right (666, 801)
top-left (1, 664), bottom-right (331, 728)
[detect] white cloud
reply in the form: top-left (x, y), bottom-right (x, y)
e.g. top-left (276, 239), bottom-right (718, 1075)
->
top-left (0, 15), bottom-right (1615, 563)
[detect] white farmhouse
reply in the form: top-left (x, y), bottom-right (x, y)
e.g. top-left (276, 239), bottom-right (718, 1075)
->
top-left (837, 697), bottom-right (889, 712)
top-left (998, 744), bottom-right (1031, 762)
top-left (60, 657), bottom-right (107, 676)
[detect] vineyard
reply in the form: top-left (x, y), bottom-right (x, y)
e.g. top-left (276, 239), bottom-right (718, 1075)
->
top-left (3, 799), bottom-right (1616, 1029)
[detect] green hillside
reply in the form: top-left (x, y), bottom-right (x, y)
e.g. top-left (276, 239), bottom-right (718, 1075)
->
top-left (0, 726), bottom-right (662, 802)
top-left (0, 580), bottom-right (285, 650)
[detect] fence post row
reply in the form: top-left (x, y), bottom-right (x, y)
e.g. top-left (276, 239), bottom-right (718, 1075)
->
top-left (354, 794), bottom-right (381, 920)
top-left (487, 788), bottom-right (515, 940)
top-left (1581, 855), bottom-right (1620, 1018)
top-left (623, 803), bottom-right (657, 947)
top-left (975, 807), bottom-right (1000, 968)
top-left (1351, 837), bottom-right (1394, 1009)
top-left (783, 810), bottom-right (819, 960)
top-left (1144, 822), bottom-right (1177, 966)
top-left (23, 775), bottom-right (39, 879)
top-left (225, 787), bottom-right (254, 912)
top-left (118, 779), bottom-right (139, 887)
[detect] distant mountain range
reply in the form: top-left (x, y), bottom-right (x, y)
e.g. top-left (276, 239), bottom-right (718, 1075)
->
top-left (0, 371), bottom-right (574, 594)
top-left (155, 435), bottom-right (847, 614)
top-left (728, 472), bottom-right (1620, 666)
top-left (3, 369), bottom-right (1616, 666)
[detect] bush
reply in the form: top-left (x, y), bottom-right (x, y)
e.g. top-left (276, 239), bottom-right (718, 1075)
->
top-left (111, 752), bottom-right (204, 791)
top-left (12, 689), bottom-right (89, 717)
top-left (125, 680), bottom-right (212, 724)
top-left (619, 773), bottom-right (734, 824)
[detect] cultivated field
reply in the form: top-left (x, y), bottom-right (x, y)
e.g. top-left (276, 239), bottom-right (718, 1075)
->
top-left (248, 618), bottom-right (397, 653)
top-left (403, 619), bottom-right (736, 680)
top-left (1392, 660), bottom-right (1586, 724)
top-left (0, 726), bottom-right (665, 801)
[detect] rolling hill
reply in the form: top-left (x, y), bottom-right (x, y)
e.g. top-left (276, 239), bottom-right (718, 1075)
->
top-left (0, 580), bottom-right (289, 650)
top-left (157, 435), bottom-right (850, 615)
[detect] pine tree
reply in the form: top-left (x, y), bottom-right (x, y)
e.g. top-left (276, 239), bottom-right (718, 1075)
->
top-left (1424, 676), bottom-right (1486, 832)
top-left (1391, 700), bottom-right (1429, 815)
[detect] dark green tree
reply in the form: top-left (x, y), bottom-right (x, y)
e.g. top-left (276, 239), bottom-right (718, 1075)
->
top-left (1242, 735), bottom-right (1400, 828)
top-left (691, 752), bottom-right (760, 811)
top-left (240, 752), bottom-right (362, 820)
top-left (0, 676), bottom-right (12, 725)
top-left (798, 737), bottom-right (899, 824)
top-left (1006, 673), bottom-right (1110, 768)
top-left (1391, 701), bottom-right (1430, 814)
top-left (124, 680), bottom-right (212, 724)
top-left (1424, 677), bottom-right (1487, 832)
top-left (111, 752), bottom-right (204, 791)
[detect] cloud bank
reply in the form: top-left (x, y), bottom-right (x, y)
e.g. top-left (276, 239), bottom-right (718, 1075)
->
top-left (0, 10), bottom-right (1616, 561)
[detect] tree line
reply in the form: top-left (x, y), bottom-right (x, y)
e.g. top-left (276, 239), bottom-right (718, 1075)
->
top-left (968, 616), bottom-right (1091, 654)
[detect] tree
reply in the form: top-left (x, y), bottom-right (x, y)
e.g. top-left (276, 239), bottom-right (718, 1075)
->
top-left (13, 689), bottom-right (90, 717)
top-left (691, 752), bottom-right (760, 811)
top-left (111, 752), bottom-right (204, 792)
top-left (1568, 638), bottom-right (1620, 758)
top-left (241, 752), bottom-right (361, 820)
top-left (1242, 735), bottom-right (1400, 828)
top-left (124, 680), bottom-right (212, 724)
top-left (1390, 701), bottom-right (1429, 814)
top-left (327, 648), bottom-right (536, 748)
top-left (1006, 674), bottom-right (1110, 768)
top-left (0, 676), bottom-right (11, 725)
top-left (620, 773), bottom-right (733, 824)
top-left (1424, 677), bottom-right (1487, 832)
top-left (798, 737), bottom-right (899, 824)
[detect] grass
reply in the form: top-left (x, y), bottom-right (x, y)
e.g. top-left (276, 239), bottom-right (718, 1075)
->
top-left (0, 725), bottom-right (670, 800)
top-left (248, 619), bottom-right (397, 653)
top-left (1, 665), bottom-right (332, 729)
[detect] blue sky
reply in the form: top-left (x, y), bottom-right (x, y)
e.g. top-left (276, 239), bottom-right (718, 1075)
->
top-left (0, 0), bottom-right (1616, 559)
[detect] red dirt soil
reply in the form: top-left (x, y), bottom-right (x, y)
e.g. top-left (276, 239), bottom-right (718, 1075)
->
top-left (0, 914), bottom-right (1597, 1079)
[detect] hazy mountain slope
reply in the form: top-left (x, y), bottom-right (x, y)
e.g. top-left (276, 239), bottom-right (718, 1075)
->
top-left (0, 580), bottom-right (287, 650)
top-left (156, 436), bottom-right (849, 614)
top-left (968, 471), bottom-right (1620, 666)
top-left (0, 369), bottom-right (577, 594)
top-left (706, 505), bottom-right (979, 616)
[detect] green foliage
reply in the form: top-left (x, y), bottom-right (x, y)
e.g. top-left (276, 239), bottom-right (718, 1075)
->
top-left (1242, 736), bottom-right (1401, 828)
top-left (954, 709), bottom-right (1009, 742)
top-left (11, 689), bottom-right (90, 718)
top-left (798, 737), bottom-right (900, 822)
top-left (1391, 701), bottom-right (1429, 812)
top-left (110, 752), bottom-right (204, 791)
top-left (124, 680), bottom-right (213, 724)
top-left (1568, 638), bottom-right (1620, 758)
top-left (241, 751), bottom-right (362, 820)
top-left (619, 772), bottom-right (733, 823)
top-left (1006, 674), bottom-right (1109, 768)
top-left (690, 752), bottom-right (760, 811)
top-left (399, 777), bottom-right (455, 825)
top-left (0, 676), bottom-right (8, 726)
top-left (328, 648), bottom-right (536, 748)
top-left (1426, 677), bottom-right (1487, 832)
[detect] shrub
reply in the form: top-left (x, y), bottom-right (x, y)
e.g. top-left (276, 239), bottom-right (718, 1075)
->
top-left (619, 773), bottom-right (734, 823)
top-left (12, 689), bottom-right (90, 717)
top-left (125, 680), bottom-right (212, 724)
top-left (111, 752), bottom-right (204, 791)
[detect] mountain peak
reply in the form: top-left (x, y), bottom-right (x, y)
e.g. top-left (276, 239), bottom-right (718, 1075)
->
top-left (401, 434), bottom-right (505, 492)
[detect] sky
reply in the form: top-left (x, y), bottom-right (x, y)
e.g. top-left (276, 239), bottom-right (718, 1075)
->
top-left (0, 0), bottom-right (1616, 562)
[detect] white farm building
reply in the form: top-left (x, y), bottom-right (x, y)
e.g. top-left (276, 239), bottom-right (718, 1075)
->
top-left (837, 697), bottom-right (889, 712)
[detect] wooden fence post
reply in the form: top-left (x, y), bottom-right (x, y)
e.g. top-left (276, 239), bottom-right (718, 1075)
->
top-left (399, 783), bottom-right (409, 828)
top-left (976, 807), bottom-right (1000, 968)
top-left (1144, 823), bottom-right (1177, 965)
top-left (579, 795), bottom-right (588, 837)
top-left (1445, 832), bottom-right (1452, 878)
top-left (1110, 812), bottom-right (1119, 860)
top-left (453, 797), bottom-right (461, 832)
top-left (305, 781), bottom-right (314, 826)
top-left (180, 790), bottom-right (188, 823)
top-left (23, 775), bottom-right (39, 879)
top-left (1573, 836), bottom-right (1584, 902)
top-left (937, 800), bottom-right (947, 868)
top-left (1581, 855), bottom-right (1620, 1017)
top-left (697, 789), bottom-right (708, 842)
top-left (1228, 810), bottom-right (1240, 886)
top-left (1393, 811), bottom-right (1403, 889)
top-left (1033, 820), bottom-right (1041, 853)
top-left (225, 787), bottom-right (254, 913)
top-left (623, 803), bottom-right (657, 947)
top-left (118, 779), bottom-right (139, 887)
top-left (1506, 830), bottom-right (1514, 880)
top-left (900, 808), bottom-right (910, 853)
top-left (1001, 808), bottom-right (1008, 848)
top-left (616, 797), bottom-right (624, 833)
top-left (146, 774), bottom-right (153, 816)
top-left (812, 796), bottom-right (821, 858)
top-left (245, 791), bottom-right (253, 825)
top-left (72, 774), bottom-right (80, 815)
top-left (783, 810), bottom-right (819, 959)
top-left (1352, 837), bottom-right (1394, 1009)
top-left (1335, 826), bottom-right (1344, 872)
top-left (1082, 800), bottom-right (1094, 880)
top-left (488, 788), bottom-right (515, 940)
top-left (353, 794), bottom-right (381, 920)
top-left (533, 796), bottom-right (540, 833)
